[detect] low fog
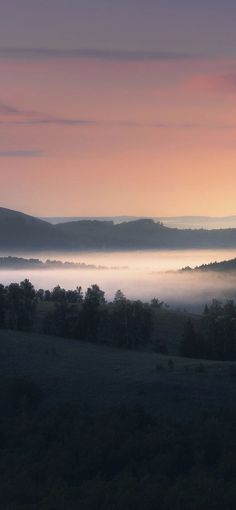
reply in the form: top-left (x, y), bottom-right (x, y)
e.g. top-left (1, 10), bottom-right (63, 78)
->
top-left (1, 249), bottom-right (236, 310)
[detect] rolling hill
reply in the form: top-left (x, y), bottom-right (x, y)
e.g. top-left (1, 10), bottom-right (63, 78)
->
top-left (55, 217), bottom-right (236, 249)
top-left (0, 328), bottom-right (236, 414)
top-left (182, 257), bottom-right (236, 272)
top-left (0, 207), bottom-right (69, 249)
top-left (1, 207), bottom-right (236, 250)
top-left (44, 215), bottom-right (236, 230)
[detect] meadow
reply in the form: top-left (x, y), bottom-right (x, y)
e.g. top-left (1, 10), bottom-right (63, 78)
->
top-left (1, 328), bottom-right (236, 417)
top-left (1, 279), bottom-right (236, 508)
top-left (2, 329), bottom-right (236, 509)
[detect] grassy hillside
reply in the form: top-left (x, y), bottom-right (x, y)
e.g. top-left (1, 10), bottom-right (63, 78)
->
top-left (1, 329), bottom-right (236, 417)
top-left (2, 330), bottom-right (236, 509)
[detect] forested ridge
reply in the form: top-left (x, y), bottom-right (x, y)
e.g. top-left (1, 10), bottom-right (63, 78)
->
top-left (2, 207), bottom-right (236, 249)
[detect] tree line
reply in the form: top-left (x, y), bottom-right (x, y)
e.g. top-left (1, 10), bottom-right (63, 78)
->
top-left (181, 299), bottom-right (236, 360)
top-left (2, 279), bottom-right (236, 360)
top-left (0, 280), bottom-right (164, 350)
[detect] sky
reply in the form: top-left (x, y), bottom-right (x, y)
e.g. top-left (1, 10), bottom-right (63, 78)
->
top-left (1, 0), bottom-right (236, 216)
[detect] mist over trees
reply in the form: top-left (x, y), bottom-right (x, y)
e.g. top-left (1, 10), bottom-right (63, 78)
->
top-left (0, 280), bottom-right (155, 350)
top-left (182, 257), bottom-right (236, 272)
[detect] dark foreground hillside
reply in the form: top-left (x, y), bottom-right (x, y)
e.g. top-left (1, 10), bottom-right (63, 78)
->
top-left (2, 331), bottom-right (236, 509)
top-left (0, 330), bottom-right (236, 510)
top-left (1, 329), bottom-right (236, 415)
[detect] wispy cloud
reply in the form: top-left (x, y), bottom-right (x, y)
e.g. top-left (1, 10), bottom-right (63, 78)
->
top-left (0, 118), bottom-right (97, 126)
top-left (1, 101), bottom-right (236, 132)
top-left (0, 150), bottom-right (45, 158)
top-left (0, 102), bottom-right (97, 126)
top-left (0, 47), bottom-right (195, 62)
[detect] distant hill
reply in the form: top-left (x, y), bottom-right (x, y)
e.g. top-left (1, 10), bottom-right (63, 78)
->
top-left (44, 214), bottom-right (236, 230)
top-left (0, 207), bottom-right (69, 249)
top-left (0, 256), bottom-right (107, 270)
top-left (182, 258), bottom-right (236, 272)
top-left (43, 215), bottom-right (140, 225)
top-left (55, 217), bottom-right (236, 250)
top-left (2, 207), bottom-right (236, 251)
top-left (159, 216), bottom-right (236, 230)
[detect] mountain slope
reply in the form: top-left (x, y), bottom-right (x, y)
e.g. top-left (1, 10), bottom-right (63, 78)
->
top-left (0, 207), bottom-right (68, 249)
top-left (56, 217), bottom-right (236, 249)
top-left (44, 215), bottom-right (236, 230)
top-left (2, 208), bottom-right (236, 251)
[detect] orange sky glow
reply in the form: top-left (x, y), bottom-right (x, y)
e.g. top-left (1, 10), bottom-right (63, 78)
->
top-left (1, 1), bottom-right (236, 217)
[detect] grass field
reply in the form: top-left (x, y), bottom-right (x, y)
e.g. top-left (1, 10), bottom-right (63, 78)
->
top-left (1, 329), bottom-right (236, 419)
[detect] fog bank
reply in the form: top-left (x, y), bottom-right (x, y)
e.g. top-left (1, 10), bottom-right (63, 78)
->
top-left (0, 249), bottom-right (236, 310)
